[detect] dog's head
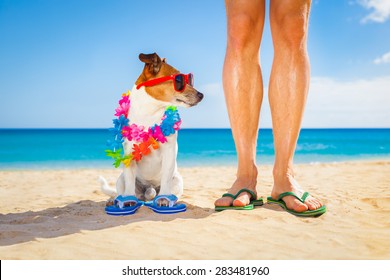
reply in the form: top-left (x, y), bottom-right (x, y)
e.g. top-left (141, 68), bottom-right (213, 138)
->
top-left (135, 52), bottom-right (204, 107)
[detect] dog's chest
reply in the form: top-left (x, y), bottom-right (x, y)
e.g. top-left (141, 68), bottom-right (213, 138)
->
top-left (128, 86), bottom-right (168, 128)
top-left (125, 88), bottom-right (178, 183)
top-left (133, 134), bottom-right (177, 182)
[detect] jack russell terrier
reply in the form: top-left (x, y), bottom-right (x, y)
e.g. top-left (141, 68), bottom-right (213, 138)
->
top-left (99, 52), bottom-right (203, 215)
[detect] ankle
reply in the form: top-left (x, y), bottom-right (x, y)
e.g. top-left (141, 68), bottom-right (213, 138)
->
top-left (272, 165), bottom-right (295, 187)
top-left (234, 166), bottom-right (258, 190)
top-left (234, 176), bottom-right (257, 189)
top-left (273, 164), bottom-right (294, 178)
top-left (237, 162), bottom-right (258, 178)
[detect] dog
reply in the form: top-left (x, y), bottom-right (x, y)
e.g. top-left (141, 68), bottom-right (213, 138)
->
top-left (99, 52), bottom-right (203, 207)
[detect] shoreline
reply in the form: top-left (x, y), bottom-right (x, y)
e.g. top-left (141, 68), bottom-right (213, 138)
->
top-left (1, 160), bottom-right (389, 259)
top-left (0, 157), bottom-right (389, 171)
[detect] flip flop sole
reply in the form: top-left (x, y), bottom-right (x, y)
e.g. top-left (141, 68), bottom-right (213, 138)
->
top-left (215, 204), bottom-right (254, 211)
top-left (105, 203), bottom-right (142, 216)
top-left (252, 199), bottom-right (264, 207)
top-left (145, 203), bottom-right (187, 214)
top-left (267, 198), bottom-right (326, 217)
top-left (215, 198), bottom-right (264, 211)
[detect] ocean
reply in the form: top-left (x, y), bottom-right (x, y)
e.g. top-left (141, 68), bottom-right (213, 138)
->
top-left (0, 129), bottom-right (389, 169)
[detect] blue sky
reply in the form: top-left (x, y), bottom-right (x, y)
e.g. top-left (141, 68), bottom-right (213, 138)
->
top-left (0, 0), bottom-right (389, 128)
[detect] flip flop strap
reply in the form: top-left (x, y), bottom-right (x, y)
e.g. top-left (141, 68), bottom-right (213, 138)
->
top-left (153, 194), bottom-right (178, 207)
top-left (235, 188), bottom-right (257, 201)
top-left (115, 195), bottom-right (140, 209)
top-left (115, 195), bottom-right (139, 202)
top-left (278, 191), bottom-right (309, 203)
top-left (222, 193), bottom-right (236, 199)
top-left (301, 192), bottom-right (310, 202)
top-left (221, 188), bottom-right (257, 201)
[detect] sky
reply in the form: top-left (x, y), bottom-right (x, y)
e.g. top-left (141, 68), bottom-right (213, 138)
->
top-left (0, 0), bottom-right (389, 128)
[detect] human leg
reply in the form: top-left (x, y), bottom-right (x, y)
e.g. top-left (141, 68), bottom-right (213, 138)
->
top-left (268, 0), bottom-right (323, 212)
top-left (215, 0), bottom-right (265, 207)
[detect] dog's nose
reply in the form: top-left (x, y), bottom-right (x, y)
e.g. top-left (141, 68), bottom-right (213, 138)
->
top-left (197, 92), bottom-right (204, 100)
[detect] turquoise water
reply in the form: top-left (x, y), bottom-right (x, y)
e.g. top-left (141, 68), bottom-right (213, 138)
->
top-left (0, 129), bottom-right (389, 169)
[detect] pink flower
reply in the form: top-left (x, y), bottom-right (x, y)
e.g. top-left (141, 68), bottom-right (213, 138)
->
top-left (115, 95), bottom-right (130, 117)
top-left (151, 126), bottom-right (167, 143)
top-left (115, 102), bottom-right (130, 118)
top-left (122, 124), bottom-right (149, 142)
top-left (173, 120), bottom-right (182, 131)
top-left (138, 131), bottom-right (150, 142)
top-left (121, 125), bottom-right (132, 141)
top-left (119, 94), bottom-right (129, 105)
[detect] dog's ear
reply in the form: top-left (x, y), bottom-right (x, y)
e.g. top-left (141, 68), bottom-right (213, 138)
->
top-left (139, 53), bottom-right (162, 75)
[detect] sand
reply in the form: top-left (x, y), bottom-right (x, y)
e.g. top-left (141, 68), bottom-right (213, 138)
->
top-left (0, 160), bottom-right (389, 260)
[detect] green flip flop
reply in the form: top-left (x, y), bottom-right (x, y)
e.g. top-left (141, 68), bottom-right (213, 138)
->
top-left (215, 188), bottom-right (263, 211)
top-left (267, 191), bottom-right (326, 217)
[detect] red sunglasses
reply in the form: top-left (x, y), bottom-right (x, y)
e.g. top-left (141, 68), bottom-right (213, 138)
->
top-left (136, 73), bottom-right (194, 93)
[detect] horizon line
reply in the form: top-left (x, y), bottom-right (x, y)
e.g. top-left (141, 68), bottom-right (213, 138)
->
top-left (0, 127), bottom-right (389, 130)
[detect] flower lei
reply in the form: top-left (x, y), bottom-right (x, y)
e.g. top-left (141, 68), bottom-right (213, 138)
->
top-left (105, 90), bottom-right (182, 168)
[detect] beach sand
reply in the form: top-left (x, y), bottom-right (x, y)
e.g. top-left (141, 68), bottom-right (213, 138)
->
top-left (0, 161), bottom-right (389, 260)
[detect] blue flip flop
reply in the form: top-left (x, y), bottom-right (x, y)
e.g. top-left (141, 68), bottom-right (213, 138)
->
top-left (144, 195), bottom-right (186, 214)
top-left (105, 195), bottom-right (143, 216)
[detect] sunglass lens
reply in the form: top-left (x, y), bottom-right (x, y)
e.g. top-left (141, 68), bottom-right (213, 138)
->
top-left (188, 73), bottom-right (194, 86)
top-left (175, 74), bottom-right (185, 91)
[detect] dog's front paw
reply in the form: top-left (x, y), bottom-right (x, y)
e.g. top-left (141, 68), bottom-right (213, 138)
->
top-left (157, 198), bottom-right (170, 207)
top-left (106, 197), bottom-right (137, 207)
top-left (106, 198), bottom-right (114, 207)
top-left (145, 187), bottom-right (157, 201)
top-left (123, 201), bottom-right (137, 207)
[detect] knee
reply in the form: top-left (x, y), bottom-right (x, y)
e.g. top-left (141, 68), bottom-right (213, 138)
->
top-left (272, 6), bottom-right (309, 49)
top-left (227, 14), bottom-right (260, 53)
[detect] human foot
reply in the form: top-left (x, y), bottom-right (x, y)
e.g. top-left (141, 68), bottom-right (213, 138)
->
top-left (214, 177), bottom-right (258, 208)
top-left (271, 171), bottom-right (324, 214)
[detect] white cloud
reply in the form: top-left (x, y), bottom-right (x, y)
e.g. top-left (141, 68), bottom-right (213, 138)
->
top-left (304, 76), bottom-right (390, 127)
top-left (185, 76), bottom-right (390, 128)
top-left (358, 0), bottom-right (390, 23)
top-left (374, 51), bottom-right (390, 64)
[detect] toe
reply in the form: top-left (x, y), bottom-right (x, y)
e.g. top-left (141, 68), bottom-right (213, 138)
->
top-left (306, 200), bottom-right (317, 211)
top-left (293, 200), bottom-right (308, 212)
top-left (232, 192), bottom-right (252, 207)
top-left (305, 196), bottom-right (323, 210)
top-left (214, 196), bottom-right (233, 207)
top-left (284, 196), bottom-right (308, 213)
